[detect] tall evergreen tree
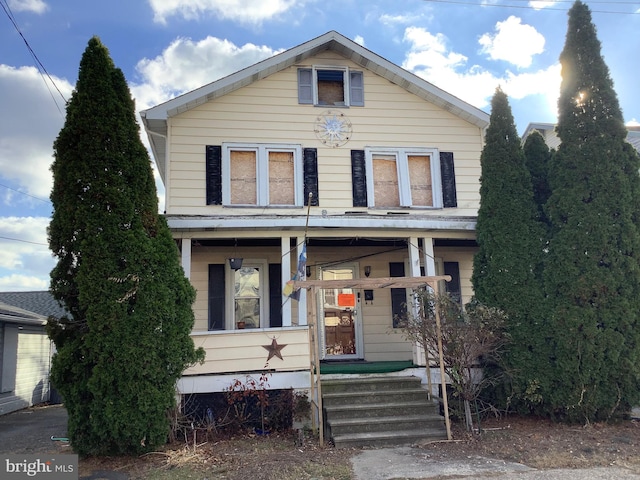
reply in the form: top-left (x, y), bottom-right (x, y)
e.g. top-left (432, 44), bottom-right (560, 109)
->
top-left (48, 37), bottom-right (203, 455)
top-left (523, 131), bottom-right (552, 226)
top-left (472, 88), bottom-right (547, 410)
top-left (543, 1), bottom-right (640, 422)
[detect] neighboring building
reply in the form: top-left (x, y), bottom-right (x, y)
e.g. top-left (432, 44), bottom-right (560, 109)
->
top-left (522, 122), bottom-right (640, 153)
top-left (0, 291), bottom-right (67, 320)
top-left (0, 291), bottom-right (67, 414)
top-left (0, 302), bottom-right (51, 415)
top-left (141, 31), bottom-right (489, 397)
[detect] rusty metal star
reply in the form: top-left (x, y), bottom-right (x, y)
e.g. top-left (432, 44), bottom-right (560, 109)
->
top-left (263, 337), bottom-right (287, 361)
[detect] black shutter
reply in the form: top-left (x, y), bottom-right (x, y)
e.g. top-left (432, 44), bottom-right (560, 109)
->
top-left (351, 150), bottom-right (368, 207)
top-left (444, 261), bottom-right (461, 304)
top-left (269, 264), bottom-right (282, 327)
top-left (303, 148), bottom-right (319, 206)
top-left (389, 262), bottom-right (406, 328)
top-left (206, 145), bottom-right (222, 205)
top-left (208, 264), bottom-right (225, 330)
top-left (440, 151), bottom-right (457, 208)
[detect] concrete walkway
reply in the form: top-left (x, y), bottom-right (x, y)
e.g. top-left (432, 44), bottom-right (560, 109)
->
top-left (350, 446), bottom-right (640, 480)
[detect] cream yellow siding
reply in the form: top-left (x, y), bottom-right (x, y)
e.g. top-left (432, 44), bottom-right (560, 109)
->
top-left (183, 240), bottom-right (476, 359)
top-left (184, 328), bottom-right (310, 375)
top-left (164, 51), bottom-right (483, 216)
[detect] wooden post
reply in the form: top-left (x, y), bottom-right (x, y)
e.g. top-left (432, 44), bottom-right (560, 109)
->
top-left (432, 280), bottom-right (452, 440)
top-left (307, 287), bottom-right (324, 446)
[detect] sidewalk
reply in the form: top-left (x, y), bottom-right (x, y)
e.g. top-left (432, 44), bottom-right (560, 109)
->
top-left (350, 446), bottom-right (640, 480)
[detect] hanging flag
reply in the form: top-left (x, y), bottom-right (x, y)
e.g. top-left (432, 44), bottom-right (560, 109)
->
top-left (283, 243), bottom-right (306, 300)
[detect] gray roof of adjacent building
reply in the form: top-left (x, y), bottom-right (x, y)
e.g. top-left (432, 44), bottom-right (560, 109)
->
top-left (0, 301), bottom-right (47, 326)
top-left (0, 291), bottom-right (67, 320)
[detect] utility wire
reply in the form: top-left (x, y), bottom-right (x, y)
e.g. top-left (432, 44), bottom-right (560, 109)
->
top-left (0, 182), bottom-right (51, 204)
top-left (423, 0), bottom-right (640, 14)
top-left (1, 0), bottom-right (68, 114)
top-left (0, 235), bottom-right (48, 246)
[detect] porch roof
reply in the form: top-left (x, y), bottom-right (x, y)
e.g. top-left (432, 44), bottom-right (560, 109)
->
top-left (165, 214), bottom-right (477, 232)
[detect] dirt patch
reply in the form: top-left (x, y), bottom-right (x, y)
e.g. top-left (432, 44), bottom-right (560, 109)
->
top-left (78, 431), bottom-right (355, 480)
top-left (77, 416), bottom-right (640, 479)
top-left (421, 415), bottom-right (640, 473)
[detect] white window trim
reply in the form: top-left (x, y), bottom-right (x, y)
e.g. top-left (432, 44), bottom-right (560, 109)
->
top-left (313, 65), bottom-right (350, 107)
top-left (364, 147), bottom-right (443, 208)
top-left (222, 143), bottom-right (303, 207)
top-left (226, 259), bottom-right (269, 330)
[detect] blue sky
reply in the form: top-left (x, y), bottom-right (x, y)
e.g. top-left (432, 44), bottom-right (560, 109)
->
top-left (1, 0), bottom-right (639, 292)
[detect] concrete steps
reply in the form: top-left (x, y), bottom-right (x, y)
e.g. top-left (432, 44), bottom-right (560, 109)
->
top-left (322, 375), bottom-right (447, 448)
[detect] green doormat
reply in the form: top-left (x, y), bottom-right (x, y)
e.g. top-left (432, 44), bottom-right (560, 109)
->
top-left (319, 360), bottom-right (416, 374)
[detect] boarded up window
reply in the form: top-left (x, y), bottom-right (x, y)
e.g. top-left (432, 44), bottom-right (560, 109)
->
top-left (230, 150), bottom-right (256, 205)
top-left (408, 155), bottom-right (433, 206)
top-left (317, 70), bottom-right (345, 106)
top-left (269, 151), bottom-right (295, 205)
top-left (373, 154), bottom-right (400, 207)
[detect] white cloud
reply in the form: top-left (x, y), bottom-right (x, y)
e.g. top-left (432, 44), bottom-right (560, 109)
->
top-left (131, 36), bottom-right (282, 111)
top-left (529, 0), bottom-right (562, 10)
top-left (0, 274), bottom-right (48, 291)
top-left (354, 35), bottom-right (365, 47)
top-left (148, 0), bottom-right (303, 24)
top-left (378, 12), bottom-right (427, 26)
top-left (479, 16), bottom-right (545, 68)
top-left (0, 216), bottom-right (52, 291)
top-left (401, 26), bottom-right (560, 113)
top-left (0, 65), bottom-right (73, 200)
top-left (8, 0), bottom-right (48, 14)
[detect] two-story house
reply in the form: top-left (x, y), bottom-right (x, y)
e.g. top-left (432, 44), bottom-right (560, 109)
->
top-left (141, 31), bottom-right (489, 406)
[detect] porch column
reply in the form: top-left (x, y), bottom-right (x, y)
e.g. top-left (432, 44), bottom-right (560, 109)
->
top-left (281, 236), bottom-right (292, 327)
top-left (296, 236), bottom-right (307, 326)
top-left (181, 238), bottom-right (191, 280)
top-left (421, 236), bottom-right (436, 276)
top-left (408, 236), bottom-right (421, 277)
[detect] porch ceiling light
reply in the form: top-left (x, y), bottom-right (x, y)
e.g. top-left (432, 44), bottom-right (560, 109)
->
top-left (364, 265), bottom-right (371, 277)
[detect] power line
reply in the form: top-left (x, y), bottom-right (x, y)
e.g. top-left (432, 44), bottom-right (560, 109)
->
top-left (0, 0), bottom-right (68, 115)
top-left (423, 0), bottom-right (640, 14)
top-left (0, 235), bottom-right (48, 247)
top-left (0, 183), bottom-right (51, 204)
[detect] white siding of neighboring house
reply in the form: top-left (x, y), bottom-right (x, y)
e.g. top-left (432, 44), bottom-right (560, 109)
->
top-left (0, 324), bottom-right (51, 415)
top-left (164, 51), bottom-right (484, 217)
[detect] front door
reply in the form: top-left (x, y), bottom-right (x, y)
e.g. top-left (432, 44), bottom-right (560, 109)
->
top-left (319, 265), bottom-right (363, 360)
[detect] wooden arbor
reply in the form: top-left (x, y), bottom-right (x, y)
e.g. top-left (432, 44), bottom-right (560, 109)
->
top-left (292, 275), bottom-right (453, 444)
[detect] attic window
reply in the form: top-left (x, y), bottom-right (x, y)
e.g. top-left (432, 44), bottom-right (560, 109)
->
top-left (298, 67), bottom-right (364, 107)
top-left (317, 70), bottom-right (345, 105)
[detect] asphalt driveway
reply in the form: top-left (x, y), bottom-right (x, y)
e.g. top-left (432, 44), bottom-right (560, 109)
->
top-left (0, 404), bottom-right (68, 454)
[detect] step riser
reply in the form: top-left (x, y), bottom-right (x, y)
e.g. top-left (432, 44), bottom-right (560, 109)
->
top-left (325, 405), bottom-right (436, 419)
top-left (334, 431), bottom-right (445, 448)
top-left (322, 379), bottom-right (423, 394)
top-left (330, 419), bottom-right (443, 435)
top-left (323, 391), bottom-right (429, 406)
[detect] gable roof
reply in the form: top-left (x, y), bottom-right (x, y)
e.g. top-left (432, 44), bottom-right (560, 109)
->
top-left (0, 291), bottom-right (67, 319)
top-left (141, 30), bottom-right (490, 183)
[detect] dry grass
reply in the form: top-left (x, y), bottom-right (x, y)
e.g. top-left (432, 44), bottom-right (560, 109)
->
top-left (76, 416), bottom-right (640, 479)
top-left (421, 415), bottom-right (640, 473)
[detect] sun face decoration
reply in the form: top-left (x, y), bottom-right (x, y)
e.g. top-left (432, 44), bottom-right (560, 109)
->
top-left (314, 110), bottom-right (353, 147)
